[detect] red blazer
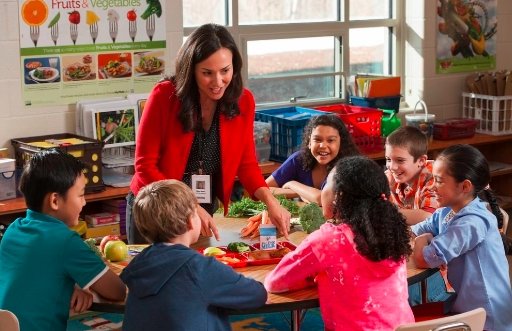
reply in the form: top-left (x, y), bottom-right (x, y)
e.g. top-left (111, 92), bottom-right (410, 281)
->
top-left (130, 80), bottom-right (267, 212)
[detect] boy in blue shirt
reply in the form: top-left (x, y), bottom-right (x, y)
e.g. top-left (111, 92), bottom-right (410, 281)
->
top-left (0, 149), bottom-right (126, 331)
top-left (121, 179), bottom-right (267, 331)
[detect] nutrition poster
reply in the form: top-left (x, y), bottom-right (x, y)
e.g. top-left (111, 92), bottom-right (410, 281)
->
top-left (18, 0), bottom-right (167, 106)
top-left (436, 0), bottom-right (497, 74)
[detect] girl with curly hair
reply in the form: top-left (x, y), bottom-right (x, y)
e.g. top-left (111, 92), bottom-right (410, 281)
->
top-left (265, 156), bottom-right (414, 331)
top-left (266, 114), bottom-right (359, 205)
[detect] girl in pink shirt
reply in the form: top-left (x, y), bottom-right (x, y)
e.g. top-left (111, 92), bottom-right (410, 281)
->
top-left (265, 156), bottom-right (415, 331)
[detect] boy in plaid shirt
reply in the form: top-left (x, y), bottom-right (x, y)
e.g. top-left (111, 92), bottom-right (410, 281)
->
top-left (385, 126), bottom-right (438, 225)
top-left (385, 126), bottom-right (451, 308)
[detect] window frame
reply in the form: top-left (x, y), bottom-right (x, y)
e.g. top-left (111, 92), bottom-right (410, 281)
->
top-left (182, 0), bottom-right (404, 108)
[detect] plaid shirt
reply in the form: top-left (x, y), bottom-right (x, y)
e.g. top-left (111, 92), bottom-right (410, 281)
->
top-left (385, 160), bottom-right (438, 213)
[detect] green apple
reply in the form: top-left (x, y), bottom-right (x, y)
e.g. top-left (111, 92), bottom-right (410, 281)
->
top-left (104, 240), bottom-right (128, 262)
top-left (203, 247), bottom-right (226, 257)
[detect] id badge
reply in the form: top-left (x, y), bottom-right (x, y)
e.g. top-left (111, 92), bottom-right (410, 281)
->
top-left (191, 174), bottom-right (211, 203)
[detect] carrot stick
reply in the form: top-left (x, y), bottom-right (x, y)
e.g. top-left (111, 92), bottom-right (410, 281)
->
top-left (246, 212), bottom-right (262, 224)
top-left (240, 220), bottom-right (260, 237)
top-left (250, 228), bottom-right (260, 239)
top-left (261, 210), bottom-right (269, 224)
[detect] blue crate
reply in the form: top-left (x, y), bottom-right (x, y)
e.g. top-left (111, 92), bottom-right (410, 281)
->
top-left (255, 107), bottom-right (328, 162)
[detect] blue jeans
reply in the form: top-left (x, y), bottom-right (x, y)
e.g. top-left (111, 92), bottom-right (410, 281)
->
top-left (408, 271), bottom-right (453, 307)
top-left (125, 192), bottom-right (147, 244)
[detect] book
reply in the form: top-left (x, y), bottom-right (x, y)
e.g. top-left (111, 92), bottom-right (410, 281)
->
top-left (354, 74), bottom-right (401, 98)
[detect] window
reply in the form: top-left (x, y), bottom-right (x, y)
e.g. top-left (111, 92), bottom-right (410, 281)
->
top-left (183, 0), bottom-right (401, 107)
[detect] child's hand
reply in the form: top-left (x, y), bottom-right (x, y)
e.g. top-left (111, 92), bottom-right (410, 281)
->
top-left (70, 287), bottom-right (93, 313)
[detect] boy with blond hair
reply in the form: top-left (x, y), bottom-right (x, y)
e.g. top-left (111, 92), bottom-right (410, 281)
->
top-left (385, 126), bottom-right (439, 225)
top-left (120, 179), bottom-right (267, 331)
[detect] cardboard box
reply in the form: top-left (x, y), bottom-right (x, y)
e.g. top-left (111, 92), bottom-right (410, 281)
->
top-left (85, 212), bottom-right (120, 227)
top-left (0, 159), bottom-right (16, 201)
top-left (84, 223), bottom-right (120, 239)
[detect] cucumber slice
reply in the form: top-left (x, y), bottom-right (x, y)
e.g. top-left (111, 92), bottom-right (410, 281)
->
top-left (48, 12), bottom-right (60, 28)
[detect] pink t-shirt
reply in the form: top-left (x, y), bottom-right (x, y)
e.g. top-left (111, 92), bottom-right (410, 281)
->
top-left (265, 223), bottom-right (414, 331)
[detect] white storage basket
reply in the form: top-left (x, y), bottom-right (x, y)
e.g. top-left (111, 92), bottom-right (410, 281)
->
top-left (462, 92), bottom-right (512, 135)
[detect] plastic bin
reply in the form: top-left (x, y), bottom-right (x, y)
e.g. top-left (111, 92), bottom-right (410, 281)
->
top-left (256, 144), bottom-right (271, 163)
top-left (0, 159), bottom-right (16, 201)
top-left (433, 118), bottom-right (479, 140)
top-left (255, 107), bottom-right (328, 162)
top-left (350, 95), bottom-right (401, 112)
top-left (314, 104), bottom-right (384, 152)
top-left (11, 133), bottom-right (105, 193)
top-left (462, 93), bottom-right (512, 135)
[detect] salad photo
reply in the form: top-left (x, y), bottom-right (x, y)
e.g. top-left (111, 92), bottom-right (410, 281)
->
top-left (134, 51), bottom-right (165, 76)
top-left (62, 54), bottom-right (96, 82)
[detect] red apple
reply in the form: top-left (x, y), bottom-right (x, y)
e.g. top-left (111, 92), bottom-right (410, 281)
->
top-left (99, 235), bottom-right (120, 253)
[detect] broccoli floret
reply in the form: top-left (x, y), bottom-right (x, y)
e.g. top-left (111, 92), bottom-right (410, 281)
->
top-left (227, 242), bottom-right (251, 253)
top-left (299, 203), bottom-right (325, 234)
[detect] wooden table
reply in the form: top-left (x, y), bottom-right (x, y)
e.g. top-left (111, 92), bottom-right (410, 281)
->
top-left (92, 215), bottom-right (436, 331)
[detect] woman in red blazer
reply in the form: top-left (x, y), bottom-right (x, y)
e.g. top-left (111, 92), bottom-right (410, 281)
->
top-left (127, 24), bottom-right (291, 244)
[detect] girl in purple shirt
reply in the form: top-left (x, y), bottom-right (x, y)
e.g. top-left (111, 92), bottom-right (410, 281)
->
top-left (266, 114), bottom-right (359, 205)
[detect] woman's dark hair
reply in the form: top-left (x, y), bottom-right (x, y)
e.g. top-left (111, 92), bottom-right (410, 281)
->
top-left (299, 114), bottom-right (360, 172)
top-left (437, 144), bottom-right (503, 228)
top-left (19, 149), bottom-right (86, 212)
top-left (169, 23), bottom-right (243, 132)
top-left (332, 156), bottom-right (412, 262)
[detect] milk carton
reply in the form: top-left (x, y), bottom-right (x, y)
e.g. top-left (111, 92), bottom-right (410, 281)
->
top-left (259, 224), bottom-right (277, 250)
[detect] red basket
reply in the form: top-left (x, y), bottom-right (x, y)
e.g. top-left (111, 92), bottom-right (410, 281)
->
top-left (433, 118), bottom-right (479, 140)
top-left (314, 104), bottom-right (384, 152)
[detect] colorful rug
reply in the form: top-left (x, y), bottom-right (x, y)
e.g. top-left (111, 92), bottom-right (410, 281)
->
top-left (66, 309), bottom-right (325, 330)
top-left (230, 309), bottom-right (325, 330)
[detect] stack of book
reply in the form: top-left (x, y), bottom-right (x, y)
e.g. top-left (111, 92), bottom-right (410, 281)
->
top-left (84, 211), bottom-right (121, 239)
top-left (101, 199), bottom-right (127, 236)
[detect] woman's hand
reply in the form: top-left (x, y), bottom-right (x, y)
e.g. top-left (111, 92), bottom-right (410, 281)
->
top-left (267, 202), bottom-right (291, 239)
top-left (254, 187), bottom-right (291, 239)
top-left (70, 287), bottom-right (93, 313)
top-left (197, 205), bottom-right (220, 241)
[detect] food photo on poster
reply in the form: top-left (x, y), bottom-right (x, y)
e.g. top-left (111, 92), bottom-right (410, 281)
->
top-left (23, 57), bottom-right (60, 84)
top-left (98, 53), bottom-right (133, 79)
top-left (61, 54), bottom-right (96, 82)
top-left (134, 50), bottom-right (165, 76)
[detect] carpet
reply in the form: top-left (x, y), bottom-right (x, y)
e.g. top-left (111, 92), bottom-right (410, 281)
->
top-left (66, 309), bottom-right (325, 331)
top-left (230, 309), bottom-right (325, 331)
